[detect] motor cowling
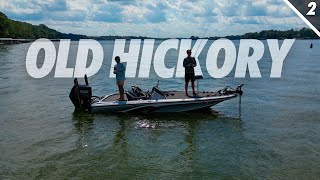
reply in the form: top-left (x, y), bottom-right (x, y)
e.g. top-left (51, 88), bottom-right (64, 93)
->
top-left (69, 78), bottom-right (92, 109)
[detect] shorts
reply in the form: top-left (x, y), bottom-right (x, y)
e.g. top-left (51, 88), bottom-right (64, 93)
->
top-left (185, 73), bottom-right (195, 83)
top-left (116, 80), bottom-right (124, 86)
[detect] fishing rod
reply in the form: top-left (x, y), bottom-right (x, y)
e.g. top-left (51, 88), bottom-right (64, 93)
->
top-left (193, 24), bottom-right (210, 57)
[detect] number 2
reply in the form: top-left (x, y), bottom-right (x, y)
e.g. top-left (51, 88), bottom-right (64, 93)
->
top-left (307, 2), bottom-right (316, 16)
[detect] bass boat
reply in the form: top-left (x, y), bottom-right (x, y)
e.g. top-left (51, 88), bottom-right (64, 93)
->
top-left (69, 75), bottom-right (243, 113)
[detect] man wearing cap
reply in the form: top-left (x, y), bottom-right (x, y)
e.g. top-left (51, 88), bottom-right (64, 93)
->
top-left (183, 49), bottom-right (197, 96)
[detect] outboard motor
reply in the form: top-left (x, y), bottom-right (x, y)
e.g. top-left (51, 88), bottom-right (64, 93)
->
top-left (69, 75), bottom-right (92, 110)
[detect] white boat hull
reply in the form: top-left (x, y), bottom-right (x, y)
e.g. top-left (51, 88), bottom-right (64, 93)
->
top-left (91, 94), bottom-right (237, 113)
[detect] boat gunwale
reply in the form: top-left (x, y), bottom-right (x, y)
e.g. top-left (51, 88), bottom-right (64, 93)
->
top-left (91, 93), bottom-right (237, 108)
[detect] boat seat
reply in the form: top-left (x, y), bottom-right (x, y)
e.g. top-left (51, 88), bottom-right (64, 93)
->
top-left (132, 86), bottom-right (147, 97)
top-left (126, 91), bottom-right (138, 101)
top-left (195, 75), bottom-right (203, 80)
top-left (126, 86), bottom-right (149, 101)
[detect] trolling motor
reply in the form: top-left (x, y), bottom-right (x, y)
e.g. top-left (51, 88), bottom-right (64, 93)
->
top-left (69, 75), bottom-right (92, 110)
top-left (236, 84), bottom-right (244, 118)
top-left (235, 84), bottom-right (244, 96)
top-left (217, 84), bottom-right (244, 118)
top-left (218, 84), bottom-right (244, 96)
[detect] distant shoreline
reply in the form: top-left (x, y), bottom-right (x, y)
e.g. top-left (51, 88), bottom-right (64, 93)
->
top-left (0, 12), bottom-right (319, 44)
top-left (0, 37), bottom-right (319, 45)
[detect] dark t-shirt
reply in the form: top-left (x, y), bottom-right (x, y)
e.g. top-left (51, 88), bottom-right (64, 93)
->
top-left (183, 57), bottom-right (197, 74)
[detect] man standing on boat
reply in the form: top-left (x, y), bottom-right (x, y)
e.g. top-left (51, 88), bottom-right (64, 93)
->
top-left (113, 56), bottom-right (126, 101)
top-left (183, 49), bottom-right (197, 96)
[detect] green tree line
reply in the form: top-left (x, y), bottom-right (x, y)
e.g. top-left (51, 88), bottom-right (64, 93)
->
top-left (0, 12), bottom-right (87, 39)
top-left (240, 28), bottom-right (318, 39)
top-left (207, 28), bottom-right (319, 40)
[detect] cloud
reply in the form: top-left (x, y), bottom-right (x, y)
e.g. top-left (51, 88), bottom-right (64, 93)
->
top-left (43, 0), bottom-right (67, 11)
top-left (145, 2), bottom-right (167, 23)
top-left (0, 0), bottom-right (306, 37)
top-left (91, 2), bottom-right (123, 22)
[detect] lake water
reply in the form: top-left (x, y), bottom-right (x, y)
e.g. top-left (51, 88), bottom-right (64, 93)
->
top-left (0, 40), bottom-right (319, 179)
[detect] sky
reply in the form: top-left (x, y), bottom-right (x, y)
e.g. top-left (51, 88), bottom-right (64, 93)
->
top-left (0, 0), bottom-right (307, 38)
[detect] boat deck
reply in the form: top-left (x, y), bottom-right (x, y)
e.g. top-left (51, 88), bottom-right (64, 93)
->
top-left (102, 91), bottom-right (221, 102)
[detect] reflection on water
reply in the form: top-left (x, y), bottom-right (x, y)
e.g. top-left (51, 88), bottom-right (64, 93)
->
top-left (72, 111), bottom-right (94, 148)
top-left (113, 118), bottom-right (127, 145)
top-left (69, 110), bottom-right (247, 178)
top-left (72, 111), bottom-right (94, 133)
top-left (180, 119), bottom-right (198, 161)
